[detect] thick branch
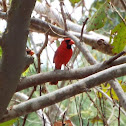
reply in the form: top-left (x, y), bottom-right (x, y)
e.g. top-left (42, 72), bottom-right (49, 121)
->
top-left (30, 18), bottom-right (113, 55)
top-left (13, 92), bottom-right (51, 125)
top-left (1, 63), bottom-right (126, 122)
top-left (0, 12), bottom-right (113, 56)
top-left (0, 0), bottom-right (36, 119)
top-left (17, 56), bottom-right (126, 91)
top-left (66, 32), bottom-right (126, 114)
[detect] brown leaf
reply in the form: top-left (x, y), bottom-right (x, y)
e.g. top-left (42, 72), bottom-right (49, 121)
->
top-left (53, 120), bottom-right (73, 126)
top-left (53, 121), bottom-right (62, 126)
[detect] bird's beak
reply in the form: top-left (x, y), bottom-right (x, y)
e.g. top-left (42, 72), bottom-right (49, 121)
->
top-left (30, 50), bottom-right (34, 56)
top-left (70, 40), bottom-right (75, 45)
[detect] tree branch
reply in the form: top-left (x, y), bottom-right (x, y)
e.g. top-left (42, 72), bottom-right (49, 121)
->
top-left (23, 56), bottom-right (34, 72)
top-left (14, 92), bottom-right (51, 125)
top-left (0, 0), bottom-right (36, 119)
top-left (0, 11), bottom-right (113, 56)
top-left (95, 87), bottom-right (126, 115)
top-left (17, 55), bottom-right (126, 91)
top-left (66, 31), bottom-right (126, 114)
top-left (30, 18), bottom-right (113, 55)
top-left (1, 63), bottom-right (126, 122)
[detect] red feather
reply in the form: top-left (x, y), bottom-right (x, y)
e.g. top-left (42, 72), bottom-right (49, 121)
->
top-left (50, 38), bottom-right (74, 85)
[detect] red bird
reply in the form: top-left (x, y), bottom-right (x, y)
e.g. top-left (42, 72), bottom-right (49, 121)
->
top-left (26, 48), bottom-right (34, 56)
top-left (50, 38), bottom-right (74, 85)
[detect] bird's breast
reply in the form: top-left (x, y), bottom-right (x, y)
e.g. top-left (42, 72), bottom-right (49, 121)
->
top-left (54, 48), bottom-right (73, 66)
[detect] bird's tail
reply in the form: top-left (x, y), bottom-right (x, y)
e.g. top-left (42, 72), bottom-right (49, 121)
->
top-left (50, 81), bottom-right (58, 85)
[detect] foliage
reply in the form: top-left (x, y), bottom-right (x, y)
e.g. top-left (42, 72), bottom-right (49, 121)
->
top-left (109, 22), bottom-right (126, 54)
top-left (69, 0), bottom-right (81, 5)
top-left (0, 47), bottom-right (2, 58)
top-left (86, 2), bottom-right (108, 32)
top-left (0, 118), bottom-right (17, 126)
top-left (99, 84), bottom-right (119, 100)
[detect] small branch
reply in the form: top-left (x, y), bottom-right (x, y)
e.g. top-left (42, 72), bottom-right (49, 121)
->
top-left (86, 92), bottom-right (108, 126)
top-left (37, 34), bottom-right (48, 73)
top-left (66, 32), bottom-right (98, 65)
top-left (109, 79), bottom-right (126, 112)
top-left (22, 115), bottom-right (28, 126)
top-left (118, 102), bottom-right (121, 126)
top-left (110, 2), bottom-right (126, 25)
top-left (62, 110), bottom-right (67, 125)
top-left (17, 56), bottom-right (126, 92)
top-left (103, 51), bottom-right (126, 65)
top-left (36, 34), bottom-right (48, 96)
top-left (14, 92), bottom-right (51, 125)
top-left (95, 87), bottom-right (126, 115)
top-left (107, 107), bottom-right (115, 124)
top-left (80, 18), bottom-right (89, 41)
top-left (37, 34), bottom-right (48, 58)
top-left (22, 87), bottom-right (36, 126)
top-left (2, 0), bottom-right (7, 12)
top-left (60, 1), bottom-right (67, 31)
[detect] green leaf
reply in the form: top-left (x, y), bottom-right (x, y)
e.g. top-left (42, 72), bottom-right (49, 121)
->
top-left (91, 115), bottom-right (103, 124)
top-left (109, 22), bottom-right (126, 54)
top-left (69, 0), bottom-right (80, 5)
top-left (98, 84), bottom-right (118, 100)
top-left (0, 118), bottom-right (17, 126)
top-left (0, 47), bottom-right (2, 58)
top-left (22, 67), bottom-right (30, 76)
top-left (86, 2), bottom-right (108, 32)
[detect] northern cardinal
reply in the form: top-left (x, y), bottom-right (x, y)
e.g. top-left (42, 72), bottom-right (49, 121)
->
top-left (50, 38), bottom-right (74, 85)
top-left (26, 48), bottom-right (34, 56)
top-left (23, 49), bottom-right (34, 72)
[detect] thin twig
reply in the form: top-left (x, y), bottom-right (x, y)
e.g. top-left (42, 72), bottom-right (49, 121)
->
top-left (95, 87), bottom-right (126, 116)
top-left (36, 34), bottom-right (48, 96)
top-left (60, 1), bottom-right (68, 31)
top-left (118, 102), bottom-right (121, 126)
top-left (48, 23), bottom-right (67, 37)
top-left (80, 18), bottom-right (89, 41)
top-left (86, 92), bottom-right (108, 126)
top-left (2, 0), bottom-right (7, 12)
top-left (78, 94), bottom-right (84, 126)
top-left (110, 2), bottom-right (126, 25)
top-left (74, 96), bottom-right (80, 124)
top-left (97, 91), bottom-right (105, 124)
top-left (42, 112), bottom-right (46, 126)
top-left (22, 114), bottom-right (28, 126)
top-left (62, 110), bottom-right (67, 125)
top-left (103, 51), bottom-right (126, 65)
top-left (22, 87), bottom-right (36, 126)
top-left (37, 34), bottom-right (48, 73)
